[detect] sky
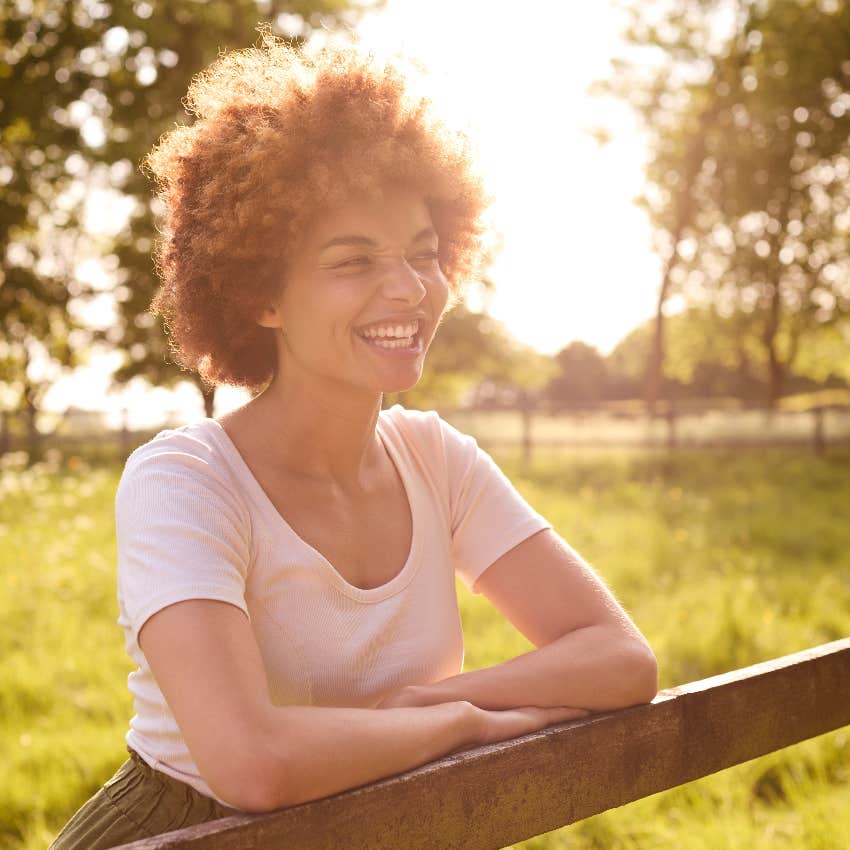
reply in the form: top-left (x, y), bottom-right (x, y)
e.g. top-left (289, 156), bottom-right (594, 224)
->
top-left (354, 0), bottom-right (660, 356)
top-left (43, 0), bottom-right (662, 424)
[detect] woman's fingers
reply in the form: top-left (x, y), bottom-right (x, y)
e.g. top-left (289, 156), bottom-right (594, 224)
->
top-left (546, 706), bottom-right (591, 722)
top-left (475, 705), bottom-right (591, 747)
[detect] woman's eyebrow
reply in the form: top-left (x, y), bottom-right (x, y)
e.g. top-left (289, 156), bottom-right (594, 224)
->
top-left (317, 227), bottom-right (437, 253)
top-left (318, 234), bottom-right (377, 252)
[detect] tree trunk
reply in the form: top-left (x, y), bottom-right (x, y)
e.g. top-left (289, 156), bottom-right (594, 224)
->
top-left (812, 408), bottom-right (825, 455)
top-left (21, 347), bottom-right (41, 459)
top-left (763, 280), bottom-right (784, 409)
top-left (766, 343), bottom-right (784, 409)
top-left (644, 101), bottom-right (710, 417)
top-left (24, 388), bottom-right (39, 458)
top-left (645, 240), bottom-right (680, 417)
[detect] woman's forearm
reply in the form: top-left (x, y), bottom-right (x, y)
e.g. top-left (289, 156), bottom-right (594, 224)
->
top-left (417, 626), bottom-right (658, 712)
top-left (244, 700), bottom-right (479, 812)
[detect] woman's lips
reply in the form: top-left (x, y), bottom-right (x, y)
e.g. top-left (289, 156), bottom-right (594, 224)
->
top-left (355, 325), bottom-right (424, 357)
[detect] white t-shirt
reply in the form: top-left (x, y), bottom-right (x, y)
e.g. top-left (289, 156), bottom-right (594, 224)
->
top-left (115, 404), bottom-right (551, 805)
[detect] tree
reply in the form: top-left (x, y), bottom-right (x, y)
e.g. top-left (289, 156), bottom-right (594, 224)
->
top-left (682, 1), bottom-right (850, 405)
top-left (0, 0), bottom-right (382, 424)
top-left (597, 0), bottom-right (850, 409)
top-left (606, 305), bottom-right (846, 403)
top-left (592, 0), bottom-right (738, 413)
top-left (792, 317), bottom-right (850, 390)
top-left (544, 341), bottom-right (610, 408)
top-left (390, 302), bottom-right (555, 410)
top-left (0, 240), bottom-right (82, 450)
top-left (0, 3), bottom-right (104, 444)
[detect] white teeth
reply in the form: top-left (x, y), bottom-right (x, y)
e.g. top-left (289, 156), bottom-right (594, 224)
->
top-left (358, 320), bottom-right (419, 340)
top-left (370, 336), bottom-right (414, 349)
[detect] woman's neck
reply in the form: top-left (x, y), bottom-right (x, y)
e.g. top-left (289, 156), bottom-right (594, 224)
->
top-left (223, 372), bottom-right (386, 490)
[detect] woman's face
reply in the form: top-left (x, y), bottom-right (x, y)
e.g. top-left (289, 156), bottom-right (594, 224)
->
top-left (259, 185), bottom-right (450, 399)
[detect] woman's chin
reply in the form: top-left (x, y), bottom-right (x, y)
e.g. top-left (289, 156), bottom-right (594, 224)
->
top-left (371, 361), bottom-right (425, 395)
top-left (380, 373), bottom-right (423, 395)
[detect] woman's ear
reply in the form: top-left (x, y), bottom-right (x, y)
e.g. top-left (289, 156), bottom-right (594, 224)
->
top-left (256, 304), bottom-right (281, 329)
top-left (255, 277), bottom-right (287, 328)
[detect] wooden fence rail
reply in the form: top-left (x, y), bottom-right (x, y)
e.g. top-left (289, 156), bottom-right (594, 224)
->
top-left (4, 404), bottom-right (850, 461)
top-left (111, 638), bottom-right (850, 850)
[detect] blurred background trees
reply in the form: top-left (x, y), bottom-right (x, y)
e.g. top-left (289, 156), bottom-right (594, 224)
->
top-left (596, 0), bottom-right (850, 413)
top-left (1, 0), bottom-right (848, 439)
top-left (0, 0), bottom-right (382, 429)
top-left (399, 302), bottom-right (556, 409)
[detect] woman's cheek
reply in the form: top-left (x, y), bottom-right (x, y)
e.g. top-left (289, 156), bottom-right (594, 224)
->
top-left (429, 271), bottom-right (450, 314)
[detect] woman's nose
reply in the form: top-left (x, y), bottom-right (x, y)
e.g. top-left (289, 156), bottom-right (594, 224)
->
top-left (379, 257), bottom-right (427, 304)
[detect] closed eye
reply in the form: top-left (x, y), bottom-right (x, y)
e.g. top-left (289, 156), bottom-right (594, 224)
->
top-left (333, 255), bottom-right (372, 269)
top-left (410, 250), bottom-right (440, 263)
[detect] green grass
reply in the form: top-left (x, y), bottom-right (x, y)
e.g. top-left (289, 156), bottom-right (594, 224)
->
top-left (461, 447), bottom-right (850, 849)
top-left (2, 446), bottom-right (848, 849)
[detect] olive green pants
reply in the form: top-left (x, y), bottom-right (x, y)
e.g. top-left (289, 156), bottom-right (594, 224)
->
top-left (47, 746), bottom-right (244, 849)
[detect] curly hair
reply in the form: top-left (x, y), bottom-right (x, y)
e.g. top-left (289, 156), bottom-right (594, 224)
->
top-left (142, 28), bottom-right (492, 391)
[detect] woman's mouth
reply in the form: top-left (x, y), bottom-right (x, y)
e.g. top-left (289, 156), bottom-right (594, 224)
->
top-left (355, 319), bottom-right (423, 351)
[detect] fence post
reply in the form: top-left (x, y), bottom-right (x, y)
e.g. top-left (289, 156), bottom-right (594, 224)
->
top-left (666, 404), bottom-right (677, 450)
top-left (812, 407), bottom-right (825, 455)
top-left (519, 393), bottom-right (533, 467)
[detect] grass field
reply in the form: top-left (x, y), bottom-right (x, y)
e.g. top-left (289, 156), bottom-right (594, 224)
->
top-left (2, 444), bottom-right (849, 849)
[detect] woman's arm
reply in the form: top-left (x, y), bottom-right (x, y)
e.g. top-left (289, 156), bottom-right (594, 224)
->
top-left (139, 598), bottom-right (586, 813)
top-left (382, 624), bottom-right (656, 712)
top-left (383, 529), bottom-right (657, 713)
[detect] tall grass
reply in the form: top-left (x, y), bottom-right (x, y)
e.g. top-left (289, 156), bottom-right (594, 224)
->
top-left (462, 447), bottom-right (850, 849)
top-left (2, 446), bottom-right (848, 849)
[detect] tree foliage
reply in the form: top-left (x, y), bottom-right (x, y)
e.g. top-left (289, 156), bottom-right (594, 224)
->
top-left (390, 302), bottom-right (556, 409)
top-left (543, 341), bottom-right (611, 408)
top-left (598, 0), bottom-right (850, 408)
top-left (0, 0), bottom-right (381, 420)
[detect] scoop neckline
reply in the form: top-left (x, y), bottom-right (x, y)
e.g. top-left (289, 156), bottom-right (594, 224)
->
top-left (195, 413), bottom-right (423, 603)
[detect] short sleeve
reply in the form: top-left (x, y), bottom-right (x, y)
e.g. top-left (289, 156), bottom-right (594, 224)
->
top-left (115, 438), bottom-right (252, 646)
top-left (440, 418), bottom-right (552, 594)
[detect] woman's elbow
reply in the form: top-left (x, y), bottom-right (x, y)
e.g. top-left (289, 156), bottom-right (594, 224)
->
top-left (201, 734), bottom-right (292, 814)
top-left (204, 758), bottom-right (281, 814)
top-left (624, 641), bottom-right (659, 706)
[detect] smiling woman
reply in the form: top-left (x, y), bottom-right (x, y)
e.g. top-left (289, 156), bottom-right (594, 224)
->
top-left (142, 30), bottom-right (489, 392)
top-left (254, 187), bottom-right (449, 398)
top-left (48, 26), bottom-right (657, 850)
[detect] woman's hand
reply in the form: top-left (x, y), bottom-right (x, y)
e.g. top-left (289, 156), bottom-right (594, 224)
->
top-left (375, 684), bottom-right (592, 747)
top-left (473, 704), bottom-right (591, 748)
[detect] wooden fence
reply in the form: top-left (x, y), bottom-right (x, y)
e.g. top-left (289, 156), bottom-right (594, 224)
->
top-left (442, 403), bottom-right (850, 460)
top-left (4, 403), bottom-right (850, 463)
top-left (110, 638), bottom-right (850, 850)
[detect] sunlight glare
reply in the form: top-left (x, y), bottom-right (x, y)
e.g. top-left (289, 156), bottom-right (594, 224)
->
top-left (357, 0), bottom-right (660, 355)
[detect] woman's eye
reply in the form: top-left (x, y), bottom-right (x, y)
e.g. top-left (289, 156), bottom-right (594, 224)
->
top-left (334, 256), bottom-right (372, 269)
top-left (410, 251), bottom-right (440, 263)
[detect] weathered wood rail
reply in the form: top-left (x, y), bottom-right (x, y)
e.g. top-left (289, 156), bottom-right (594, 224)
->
top-left (112, 638), bottom-right (850, 850)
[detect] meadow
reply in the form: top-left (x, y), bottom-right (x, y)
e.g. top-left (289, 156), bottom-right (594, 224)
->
top-left (2, 442), bottom-right (848, 849)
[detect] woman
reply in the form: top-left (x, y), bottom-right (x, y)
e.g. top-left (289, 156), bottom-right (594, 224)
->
top-left (49, 32), bottom-right (657, 848)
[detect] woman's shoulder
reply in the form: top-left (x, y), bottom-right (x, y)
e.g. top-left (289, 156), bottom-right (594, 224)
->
top-left (378, 403), bottom-right (452, 445)
top-left (379, 404), bottom-right (476, 457)
top-left (380, 403), bottom-right (439, 430)
top-left (125, 418), bottom-right (222, 466)
top-left (119, 418), bottom-right (236, 498)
